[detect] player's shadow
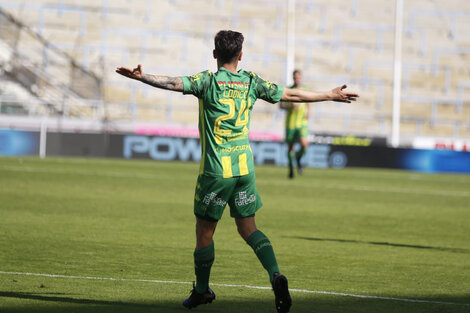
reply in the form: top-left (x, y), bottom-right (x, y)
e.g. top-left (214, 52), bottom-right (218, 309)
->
top-left (288, 236), bottom-right (470, 253)
top-left (0, 291), bottom-right (155, 307)
top-left (1, 290), bottom-right (470, 313)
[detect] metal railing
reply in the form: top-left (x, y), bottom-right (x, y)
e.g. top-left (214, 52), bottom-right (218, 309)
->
top-left (0, 7), bottom-right (103, 117)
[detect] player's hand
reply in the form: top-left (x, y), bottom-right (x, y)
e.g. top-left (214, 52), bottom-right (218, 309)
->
top-left (116, 64), bottom-right (144, 81)
top-left (331, 85), bottom-right (359, 103)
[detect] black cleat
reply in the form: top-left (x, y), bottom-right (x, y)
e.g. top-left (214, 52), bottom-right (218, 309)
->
top-left (272, 273), bottom-right (292, 313)
top-left (182, 283), bottom-right (216, 309)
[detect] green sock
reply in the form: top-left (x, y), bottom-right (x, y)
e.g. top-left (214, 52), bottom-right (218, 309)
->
top-left (288, 151), bottom-right (295, 169)
top-left (246, 230), bottom-right (280, 283)
top-left (194, 242), bottom-right (214, 294)
top-left (296, 147), bottom-right (306, 163)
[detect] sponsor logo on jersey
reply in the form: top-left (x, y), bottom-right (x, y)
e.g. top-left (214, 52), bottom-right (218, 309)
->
top-left (217, 144), bottom-right (251, 153)
top-left (217, 81), bottom-right (251, 89)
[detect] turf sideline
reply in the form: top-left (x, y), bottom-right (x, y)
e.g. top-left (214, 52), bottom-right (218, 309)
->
top-left (0, 271), bottom-right (468, 307)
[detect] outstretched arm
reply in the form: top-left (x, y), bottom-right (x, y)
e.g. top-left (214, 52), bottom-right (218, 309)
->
top-left (281, 85), bottom-right (359, 103)
top-left (115, 64), bottom-right (184, 92)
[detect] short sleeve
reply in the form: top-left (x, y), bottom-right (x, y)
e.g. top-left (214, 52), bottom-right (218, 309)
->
top-left (254, 75), bottom-right (284, 103)
top-left (181, 71), bottom-right (212, 98)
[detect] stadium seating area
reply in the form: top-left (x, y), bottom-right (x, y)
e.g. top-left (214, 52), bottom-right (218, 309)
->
top-left (0, 0), bottom-right (469, 142)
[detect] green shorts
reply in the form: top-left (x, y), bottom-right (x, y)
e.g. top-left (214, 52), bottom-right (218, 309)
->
top-left (194, 172), bottom-right (262, 222)
top-left (286, 125), bottom-right (308, 144)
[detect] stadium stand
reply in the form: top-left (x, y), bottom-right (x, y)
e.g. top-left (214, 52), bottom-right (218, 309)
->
top-left (0, 0), bottom-right (468, 143)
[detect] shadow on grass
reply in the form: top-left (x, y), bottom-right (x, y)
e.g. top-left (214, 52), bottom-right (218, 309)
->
top-left (0, 291), bottom-right (156, 307)
top-left (1, 290), bottom-right (469, 313)
top-left (289, 236), bottom-right (470, 253)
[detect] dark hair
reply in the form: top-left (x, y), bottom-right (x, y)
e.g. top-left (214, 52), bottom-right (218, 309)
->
top-left (293, 69), bottom-right (302, 75)
top-left (214, 30), bottom-right (244, 64)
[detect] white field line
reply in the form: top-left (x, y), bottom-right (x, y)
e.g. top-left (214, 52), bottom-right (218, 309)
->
top-left (0, 271), bottom-right (468, 307)
top-left (2, 165), bottom-right (470, 198)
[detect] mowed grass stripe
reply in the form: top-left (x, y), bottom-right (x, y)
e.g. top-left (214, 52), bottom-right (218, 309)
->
top-left (2, 165), bottom-right (469, 197)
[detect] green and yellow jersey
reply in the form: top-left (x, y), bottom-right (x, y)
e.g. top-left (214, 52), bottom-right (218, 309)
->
top-left (182, 67), bottom-right (284, 178)
top-left (283, 86), bottom-right (309, 130)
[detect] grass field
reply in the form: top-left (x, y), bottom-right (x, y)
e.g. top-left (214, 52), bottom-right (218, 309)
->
top-left (0, 156), bottom-right (469, 313)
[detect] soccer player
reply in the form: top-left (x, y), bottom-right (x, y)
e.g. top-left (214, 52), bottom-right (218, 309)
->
top-left (116, 30), bottom-right (358, 313)
top-left (280, 70), bottom-right (310, 179)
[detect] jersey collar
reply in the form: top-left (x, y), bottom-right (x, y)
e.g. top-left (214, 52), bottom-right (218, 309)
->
top-left (219, 66), bottom-right (242, 75)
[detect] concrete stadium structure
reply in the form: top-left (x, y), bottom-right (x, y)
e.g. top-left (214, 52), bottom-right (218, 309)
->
top-left (0, 0), bottom-right (469, 145)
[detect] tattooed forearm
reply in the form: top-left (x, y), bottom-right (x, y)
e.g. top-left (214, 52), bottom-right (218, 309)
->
top-left (141, 74), bottom-right (184, 92)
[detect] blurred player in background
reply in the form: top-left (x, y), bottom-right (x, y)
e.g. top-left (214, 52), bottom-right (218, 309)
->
top-left (116, 30), bottom-right (358, 313)
top-left (280, 70), bottom-right (310, 179)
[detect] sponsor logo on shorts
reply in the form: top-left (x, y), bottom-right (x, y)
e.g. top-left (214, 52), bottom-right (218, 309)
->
top-left (235, 191), bottom-right (256, 206)
top-left (202, 192), bottom-right (227, 207)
